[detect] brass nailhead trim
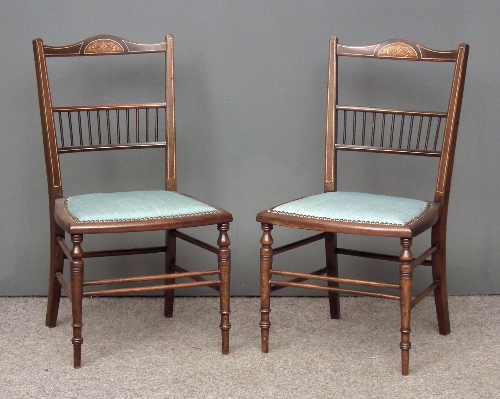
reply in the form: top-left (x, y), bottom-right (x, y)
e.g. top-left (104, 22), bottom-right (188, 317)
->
top-left (268, 202), bottom-right (431, 227)
top-left (63, 199), bottom-right (220, 224)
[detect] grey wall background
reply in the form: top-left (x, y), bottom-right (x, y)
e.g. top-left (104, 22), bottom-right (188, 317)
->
top-left (1, 1), bottom-right (499, 296)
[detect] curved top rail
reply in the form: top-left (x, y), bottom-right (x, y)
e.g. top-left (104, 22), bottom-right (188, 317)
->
top-left (35, 34), bottom-right (168, 56)
top-left (336, 38), bottom-right (461, 61)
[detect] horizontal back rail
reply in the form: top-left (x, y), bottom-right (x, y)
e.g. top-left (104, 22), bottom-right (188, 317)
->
top-left (337, 38), bottom-right (459, 62)
top-left (42, 35), bottom-right (166, 57)
top-left (53, 103), bottom-right (167, 153)
top-left (336, 105), bottom-right (445, 156)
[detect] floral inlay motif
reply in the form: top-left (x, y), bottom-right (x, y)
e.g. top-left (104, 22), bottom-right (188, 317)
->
top-left (84, 39), bottom-right (124, 54)
top-left (378, 43), bottom-right (418, 59)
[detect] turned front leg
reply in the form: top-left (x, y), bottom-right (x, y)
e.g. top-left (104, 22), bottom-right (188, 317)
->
top-left (217, 223), bottom-right (231, 355)
top-left (399, 237), bottom-right (413, 376)
top-left (259, 223), bottom-right (273, 353)
top-left (70, 234), bottom-right (84, 368)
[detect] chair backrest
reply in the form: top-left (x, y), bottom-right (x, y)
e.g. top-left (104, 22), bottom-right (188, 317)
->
top-left (33, 35), bottom-right (177, 208)
top-left (325, 37), bottom-right (469, 209)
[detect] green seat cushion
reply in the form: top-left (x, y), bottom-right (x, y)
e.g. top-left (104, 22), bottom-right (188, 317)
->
top-left (65, 190), bottom-right (219, 223)
top-left (270, 192), bottom-right (431, 226)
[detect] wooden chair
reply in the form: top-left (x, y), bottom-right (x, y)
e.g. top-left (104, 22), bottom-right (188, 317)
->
top-left (33, 35), bottom-right (232, 368)
top-left (257, 37), bottom-right (468, 375)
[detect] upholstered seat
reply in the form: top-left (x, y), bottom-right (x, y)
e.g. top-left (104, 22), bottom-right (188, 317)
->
top-left (64, 191), bottom-right (220, 223)
top-left (269, 192), bottom-right (432, 225)
top-left (261, 191), bottom-right (441, 238)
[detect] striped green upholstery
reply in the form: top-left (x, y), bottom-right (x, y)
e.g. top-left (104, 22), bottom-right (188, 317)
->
top-left (270, 192), bottom-right (430, 226)
top-left (65, 190), bottom-right (219, 223)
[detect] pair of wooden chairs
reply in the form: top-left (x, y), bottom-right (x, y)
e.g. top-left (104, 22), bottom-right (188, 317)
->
top-left (33, 35), bottom-right (468, 375)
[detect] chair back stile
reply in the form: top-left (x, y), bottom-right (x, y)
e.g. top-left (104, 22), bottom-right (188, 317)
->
top-left (33, 38), bottom-right (64, 204)
top-left (435, 44), bottom-right (468, 206)
top-left (165, 36), bottom-right (177, 191)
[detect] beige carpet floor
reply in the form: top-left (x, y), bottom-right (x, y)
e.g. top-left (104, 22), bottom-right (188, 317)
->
top-left (1, 296), bottom-right (499, 398)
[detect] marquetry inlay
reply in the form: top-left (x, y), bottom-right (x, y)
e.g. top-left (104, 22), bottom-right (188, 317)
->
top-left (84, 39), bottom-right (124, 54)
top-left (378, 43), bottom-right (418, 59)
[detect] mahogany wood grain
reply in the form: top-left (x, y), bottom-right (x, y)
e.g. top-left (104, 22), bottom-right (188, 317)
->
top-left (259, 223), bottom-right (273, 353)
top-left (217, 223), bottom-right (231, 354)
top-left (256, 37), bottom-right (469, 375)
top-left (33, 34), bottom-right (232, 367)
top-left (399, 238), bottom-right (414, 376)
top-left (270, 267), bottom-right (328, 293)
top-left (70, 234), bottom-right (84, 368)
